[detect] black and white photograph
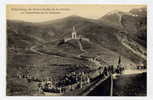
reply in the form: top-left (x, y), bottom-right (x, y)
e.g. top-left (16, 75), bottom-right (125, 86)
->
top-left (6, 4), bottom-right (147, 96)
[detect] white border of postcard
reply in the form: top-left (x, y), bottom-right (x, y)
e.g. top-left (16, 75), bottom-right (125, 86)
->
top-left (0, 0), bottom-right (153, 100)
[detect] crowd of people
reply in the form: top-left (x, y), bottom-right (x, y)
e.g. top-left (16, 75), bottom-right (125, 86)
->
top-left (16, 71), bottom-right (91, 94)
top-left (16, 63), bottom-right (124, 95)
top-left (58, 72), bottom-right (90, 87)
top-left (16, 73), bottom-right (41, 82)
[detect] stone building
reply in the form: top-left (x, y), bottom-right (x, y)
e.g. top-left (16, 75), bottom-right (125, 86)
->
top-left (72, 26), bottom-right (77, 39)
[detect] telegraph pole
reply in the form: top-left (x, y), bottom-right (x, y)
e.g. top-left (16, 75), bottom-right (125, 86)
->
top-left (110, 74), bottom-right (113, 96)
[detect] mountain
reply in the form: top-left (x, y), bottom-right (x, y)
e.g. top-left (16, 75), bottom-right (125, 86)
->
top-left (7, 7), bottom-right (147, 95)
top-left (99, 7), bottom-right (147, 60)
top-left (99, 11), bottom-right (128, 29)
top-left (7, 12), bottom-right (146, 62)
top-left (100, 7), bottom-right (147, 48)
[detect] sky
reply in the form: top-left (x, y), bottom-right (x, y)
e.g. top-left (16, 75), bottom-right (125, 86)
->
top-left (7, 4), bottom-right (146, 22)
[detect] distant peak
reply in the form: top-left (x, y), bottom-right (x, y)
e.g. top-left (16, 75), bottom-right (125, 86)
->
top-left (105, 10), bottom-right (128, 16)
top-left (65, 15), bottom-right (84, 19)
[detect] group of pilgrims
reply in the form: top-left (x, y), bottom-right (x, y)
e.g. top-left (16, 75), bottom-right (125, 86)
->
top-left (16, 57), bottom-right (124, 94)
top-left (16, 71), bottom-right (91, 94)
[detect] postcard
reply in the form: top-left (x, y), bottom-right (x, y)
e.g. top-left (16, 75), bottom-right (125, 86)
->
top-left (6, 4), bottom-right (147, 96)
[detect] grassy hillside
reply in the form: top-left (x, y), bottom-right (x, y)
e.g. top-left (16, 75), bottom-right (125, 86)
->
top-left (7, 7), bottom-right (147, 95)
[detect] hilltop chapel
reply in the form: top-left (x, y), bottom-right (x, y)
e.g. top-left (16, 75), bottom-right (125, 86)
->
top-left (72, 26), bottom-right (77, 39)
